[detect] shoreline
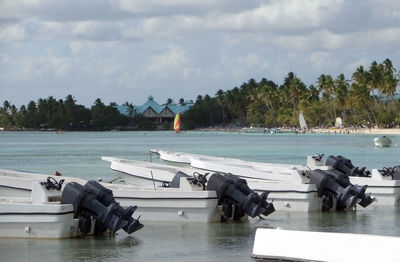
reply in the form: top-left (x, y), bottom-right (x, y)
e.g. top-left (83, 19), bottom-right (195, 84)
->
top-left (346, 128), bottom-right (400, 135)
top-left (196, 127), bottom-right (400, 136)
top-left (1, 127), bottom-right (400, 135)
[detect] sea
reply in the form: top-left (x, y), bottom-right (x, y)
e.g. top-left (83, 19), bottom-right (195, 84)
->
top-left (0, 131), bottom-right (399, 262)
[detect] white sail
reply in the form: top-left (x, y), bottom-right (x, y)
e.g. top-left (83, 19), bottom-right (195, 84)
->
top-left (335, 117), bottom-right (342, 128)
top-left (299, 111), bottom-right (308, 130)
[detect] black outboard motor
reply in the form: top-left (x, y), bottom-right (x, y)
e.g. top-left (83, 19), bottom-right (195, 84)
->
top-left (61, 181), bottom-right (143, 235)
top-left (170, 171), bottom-right (207, 189)
top-left (327, 170), bottom-right (374, 208)
top-left (84, 181), bottom-right (143, 234)
top-left (380, 166), bottom-right (400, 180)
top-left (325, 155), bottom-right (370, 177)
top-left (310, 169), bottom-right (373, 211)
top-left (206, 173), bottom-right (275, 220)
top-left (170, 171), bottom-right (190, 188)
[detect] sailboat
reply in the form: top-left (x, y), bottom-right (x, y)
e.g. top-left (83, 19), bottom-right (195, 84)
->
top-left (299, 111), bottom-right (308, 130)
top-left (335, 117), bottom-right (343, 128)
top-left (174, 113), bottom-right (181, 133)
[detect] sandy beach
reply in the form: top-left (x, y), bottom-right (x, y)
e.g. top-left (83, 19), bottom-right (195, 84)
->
top-left (332, 128), bottom-right (400, 135)
top-left (197, 127), bottom-right (400, 136)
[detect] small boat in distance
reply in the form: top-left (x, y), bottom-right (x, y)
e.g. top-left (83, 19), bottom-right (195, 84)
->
top-left (174, 113), bottom-right (181, 133)
top-left (374, 135), bottom-right (392, 147)
top-left (299, 111), bottom-right (308, 130)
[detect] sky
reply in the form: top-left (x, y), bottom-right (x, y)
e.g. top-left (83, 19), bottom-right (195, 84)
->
top-left (1, 0), bottom-right (400, 107)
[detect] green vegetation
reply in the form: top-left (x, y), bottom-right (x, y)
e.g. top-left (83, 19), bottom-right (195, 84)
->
top-left (183, 59), bottom-right (400, 129)
top-left (0, 95), bottom-right (130, 131)
top-left (1, 59), bottom-right (399, 131)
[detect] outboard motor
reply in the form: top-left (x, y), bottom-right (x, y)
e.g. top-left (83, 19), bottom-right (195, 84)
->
top-left (84, 181), bottom-right (143, 234)
top-left (310, 169), bottom-right (373, 211)
top-left (170, 171), bottom-right (207, 189)
top-left (380, 166), bottom-right (400, 180)
top-left (170, 171), bottom-right (190, 188)
top-left (61, 181), bottom-right (143, 235)
top-left (206, 173), bottom-right (275, 220)
top-left (325, 155), bottom-right (370, 177)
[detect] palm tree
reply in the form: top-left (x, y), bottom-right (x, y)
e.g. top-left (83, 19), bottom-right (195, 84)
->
top-left (351, 66), bottom-right (375, 125)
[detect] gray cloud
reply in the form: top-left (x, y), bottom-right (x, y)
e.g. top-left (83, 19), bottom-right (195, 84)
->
top-left (1, 0), bottom-right (400, 106)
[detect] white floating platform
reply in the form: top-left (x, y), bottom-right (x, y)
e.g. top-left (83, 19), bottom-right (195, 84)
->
top-left (252, 228), bottom-right (400, 262)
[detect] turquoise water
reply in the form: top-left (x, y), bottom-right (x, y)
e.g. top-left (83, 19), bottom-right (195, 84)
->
top-left (0, 131), bottom-right (400, 261)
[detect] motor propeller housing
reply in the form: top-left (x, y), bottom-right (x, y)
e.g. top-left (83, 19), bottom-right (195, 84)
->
top-left (169, 171), bottom-right (275, 220)
top-left (325, 155), bottom-right (370, 177)
top-left (205, 173), bottom-right (275, 220)
top-left (61, 181), bottom-right (143, 235)
top-left (84, 180), bottom-right (143, 234)
top-left (310, 169), bottom-right (373, 211)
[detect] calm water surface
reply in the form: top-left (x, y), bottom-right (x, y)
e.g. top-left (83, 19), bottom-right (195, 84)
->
top-left (0, 131), bottom-right (399, 261)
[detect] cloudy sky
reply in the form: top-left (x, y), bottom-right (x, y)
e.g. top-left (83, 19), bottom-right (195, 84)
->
top-left (1, 0), bottom-right (400, 107)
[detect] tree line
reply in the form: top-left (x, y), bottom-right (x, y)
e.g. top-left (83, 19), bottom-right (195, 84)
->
top-left (1, 59), bottom-right (399, 131)
top-left (0, 95), bottom-right (130, 130)
top-left (182, 59), bottom-right (399, 129)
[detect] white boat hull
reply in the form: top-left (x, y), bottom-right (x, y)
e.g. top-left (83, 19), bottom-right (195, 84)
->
top-left (0, 200), bottom-right (79, 239)
top-left (152, 150), bottom-right (400, 207)
top-left (247, 179), bottom-right (321, 212)
top-left (103, 157), bottom-right (323, 212)
top-left (0, 169), bottom-right (220, 223)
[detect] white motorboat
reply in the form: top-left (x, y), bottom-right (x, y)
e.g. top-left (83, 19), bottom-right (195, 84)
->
top-left (0, 177), bottom-right (143, 238)
top-left (151, 150), bottom-right (400, 208)
top-left (0, 181), bottom-right (79, 239)
top-left (0, 169), bottom-right (220, 223)
top-left (252, 228), bottom-right (400, 262)
top-left (1, 168), bottom-right (275, 222)
top-left (102, 157), bottom-right (328, 212)
top-left (374, 135), bottom-right (392, 147)
top-left (102, 156), bottom-right (198, 187)
top-left (149, 149), bottom-right (306, 171)
top-left (102, 157), bottom-right (276, 217)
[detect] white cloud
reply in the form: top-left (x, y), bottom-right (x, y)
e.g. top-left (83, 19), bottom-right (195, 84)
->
top-left (345, 58), bottom-right (369, 72)
top-left (147, 45), bottom-right (187, 73)
top-left (0, 0), bottom-right (42, 19)
top-left (2, 0), bottom-right (400, 106)
top-left (182, 67), bottom-right (201, 79)
top-left (210, 0), bottom-right (344, 32)
top-left (0, 24), bottom-right (25, 42)
top-left (309, 52), bottom-right (339, 71)
top-left (240, 54), bottom-right (262, 69)
top-left (69, 41), bottom-right (83, 54)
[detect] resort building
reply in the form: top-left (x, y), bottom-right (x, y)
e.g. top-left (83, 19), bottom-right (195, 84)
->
top-left (115, 95), bottom-right (193, 125)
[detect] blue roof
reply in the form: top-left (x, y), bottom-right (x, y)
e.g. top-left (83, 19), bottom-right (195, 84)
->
top-left (115, 105), bottom-right (131, 115)
top-left (115, 96), bottom-right (193, 117)
top-left (134, 96), bottom-right (164, 114)
top-left (167, 103), bottom-right (192, 114)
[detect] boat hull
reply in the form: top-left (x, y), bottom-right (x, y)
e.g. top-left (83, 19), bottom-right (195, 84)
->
top-left (247, 180), bottom-right (321, 212)
top-left (0, 169), bottom-right (220, 223)
top-left (152, 150), bottom-right (400, 207)
top-left (103, 158), bottom-right (323, 212)
top-left (0, 200), bottom-right (78, 239)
